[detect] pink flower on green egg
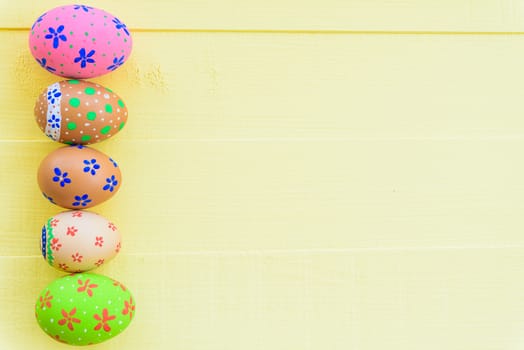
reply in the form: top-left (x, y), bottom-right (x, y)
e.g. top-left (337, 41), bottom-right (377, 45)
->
top-left (39, 290), bottom-right (53, 309)
top-left (122, 297), bottom-right (135, 319)
top-left (58, 308), bottom-right (81, 331)
top-left (93, 309), bottom-right (115, 332)
top-left (77, 278), bottom-right (98, 297)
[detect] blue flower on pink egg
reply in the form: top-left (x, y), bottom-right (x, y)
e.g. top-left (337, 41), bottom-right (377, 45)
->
top-left (74, 48), bottom-right (96, 69)
top-left (103, 175), bottom-right (118, 192)
top-left (72, 194), bottom-right (92, 207)
top-left (107, 55), bottom-right (125, 71)
top-left (31, 13), bottom-right (46, 30)
top-left (83, 159), bottom-right (100, 175)
top-left (36, 58), bottom-right (56, 73)
top-left (45, 25), bottom-right (67, 49)
top-left (112, 17), bottom-right (129, 36)
top-left (73, 5), bottom-right (93, 12)
top-left (52, 168), bottom-right (71, 187)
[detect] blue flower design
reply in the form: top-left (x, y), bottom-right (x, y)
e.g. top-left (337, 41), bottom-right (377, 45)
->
top-left (83, 159), bottom-right (101, 175)
top-left (42, 192), bottom-right (55, 204)
top-left (72, 144), bottom-right (85, 149)
top-left (103, 175), bottom-right (118, 192)
top-left (47, 114), bottom-right (60, 129)
top-left (36, 57), bottom-right (56, 72)
top-left (45, 25), bottom-right (67, 49)
top-left (112, 17), bottom-right (130, 36)
top-left (107, 55), bottom-right (125, 71)
top-left (72, 194), bottom-right (92, 207)
top-left (52, 167), bottom-right (71, 187)
top-left (74, 48), bottom-right (96, 69)
top-left (47, 88), bottom-right (61, 104)
top-left (32, 13), bottom-right (46, 30)
top-left (73, 5), bottom-right (93, 12)
top-left (109, 158), bottom-right (118, 167)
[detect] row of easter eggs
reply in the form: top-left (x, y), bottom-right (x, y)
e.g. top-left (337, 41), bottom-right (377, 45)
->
top-left (30, 4), bottom-right (135, 346)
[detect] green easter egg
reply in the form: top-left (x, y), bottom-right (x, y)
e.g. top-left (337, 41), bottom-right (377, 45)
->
top-left (35, 273), bottom-right (135, 345)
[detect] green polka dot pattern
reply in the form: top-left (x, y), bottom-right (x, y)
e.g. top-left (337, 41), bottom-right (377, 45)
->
top-left (35, 273), bottom-right (135, 346)
top-left (34, 80), bottom-right (129, 145)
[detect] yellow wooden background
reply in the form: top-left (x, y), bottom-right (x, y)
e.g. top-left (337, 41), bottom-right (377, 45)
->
top-left (2, 0), bottom-right (524, 348)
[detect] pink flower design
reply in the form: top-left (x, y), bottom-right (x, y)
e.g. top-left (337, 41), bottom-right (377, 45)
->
top-left (58, 308), bottom-right (81, 331)
top-left (66, 226), bottom-right (77, 236)
top-left (95, 236), bottom-right (104, 247)
top-left (50, 238), bottom-right (62, 251)
top-left (71, 252), bottom-right (83, 262)
top-left (39, 290), bottom-right (53, 309)
top-left (72, 211), bottom-right (83, 218)
top-left (58, 262), bottom-right (69, 270)
top-left (112, 279), bottom-right (127, 291)
top-left (93, 308), bottom-right (115, 332)
top-left (95, 258), bottom-right (105, 267)
top-left (53, 335), bottom-right (68, 344)
top-left (50, 219), bottom-right (59, 227)
top-left (122, 296), bottom-right (135, 319)
top-left (108, 222), bottom-right (117, 231)
top-left (115, 241), bottom-right (121, 253)
top-left (77, 278), bottom-right (98, 297)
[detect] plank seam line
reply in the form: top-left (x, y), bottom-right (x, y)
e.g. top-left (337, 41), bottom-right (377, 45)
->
top-left (3, 136), bottom-right (524, 143)
top-left (7, 27), bottom-right (524, 35)
top-left (5, 245), bottom-right (524, 258)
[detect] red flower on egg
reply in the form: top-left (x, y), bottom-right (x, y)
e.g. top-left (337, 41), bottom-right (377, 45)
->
top-left (71, 252), bottom-right (83, 262)
top-left (53, 335), bottom-right (68, 344)
top-left (95, 236), bottom-right (104, 247)
top-left (50, 238), bottom-right (62, 251)
top-left (50, 219), bottom-right (60, 227)
top-left (122, 296), bottom-right (135, 319)
top-left (108, 222), bottom-right (117, 231)
top-left (77, 278), bottom-right (98, 297)
top-left (112, 279), bottom-right (127, 291)
top-left (58, 263), bottom-right (69, 270)
top-left (39, 290), bottom-right (53, 309)
top-left (115, 241), bottom-right (121, 253)
top-left (58, 308), bottom-right (81, 331)
top-left (72, 211), bottom-right (83, 218)
top-left (93, 308), bottom-right (115, 332)
top-left (95, 258), bottom-right (105, 267)
top-left (66, 226), bottom-right (78, 236)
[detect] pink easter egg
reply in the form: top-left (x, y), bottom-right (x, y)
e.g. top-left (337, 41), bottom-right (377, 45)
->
top-left (29, 4), bottom-right (132, 78)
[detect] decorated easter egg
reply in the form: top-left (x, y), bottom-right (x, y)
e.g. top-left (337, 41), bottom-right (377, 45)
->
top-left (35, 273), bottom-right (135, 345)
top-left (34, 80), bottom-right (128, 145)
top-left (41, 210), bottom-right (121, 272)
top-left (38, 145), bottom-right (121, 209)
top-left (29, 4), bottom-right (132, 78)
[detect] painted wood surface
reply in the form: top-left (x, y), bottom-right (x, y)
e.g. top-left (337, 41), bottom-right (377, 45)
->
top-left (1, 1), bottom-right (524, 349)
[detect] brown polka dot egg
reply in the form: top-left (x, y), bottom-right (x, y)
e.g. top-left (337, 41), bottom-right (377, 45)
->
top-left (35, 80), bottom-right (128, 145)
top-left (38, 145), bottom-right (122, 209)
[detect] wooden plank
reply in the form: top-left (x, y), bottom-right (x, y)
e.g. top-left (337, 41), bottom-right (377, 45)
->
top-left (2, 138), bottom-right (524, 256)
top-left (2, 250), bottom-right (524, 349)
top-left (4, 31), bottom-right (524, 142)
top-left (3, 0), bottom-right (524, 32)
